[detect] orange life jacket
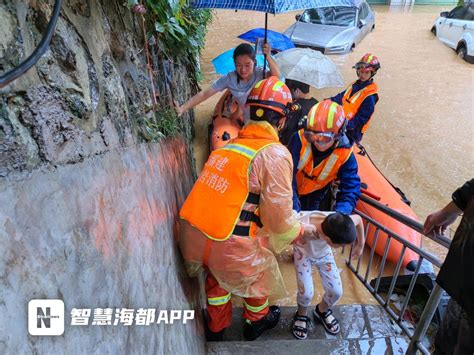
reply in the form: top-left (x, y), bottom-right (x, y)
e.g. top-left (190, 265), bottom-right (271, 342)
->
top-left (295, 130), bottom-right (353, 196)
top-left (342, 81), bottom-right (379, 134)
top-left (179, 123), bottom-right (279, 241)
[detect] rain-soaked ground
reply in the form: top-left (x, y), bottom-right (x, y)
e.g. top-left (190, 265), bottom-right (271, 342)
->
top-left (191, 5), bottom-right (474, 306)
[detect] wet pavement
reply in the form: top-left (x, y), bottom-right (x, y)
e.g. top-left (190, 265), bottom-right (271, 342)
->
top-left (207, 305), bottom-right (409, 354)
top-left (222, 304), bottom-right (402, 341)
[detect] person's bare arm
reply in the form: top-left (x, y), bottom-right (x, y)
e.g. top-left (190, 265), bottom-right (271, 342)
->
top-left (176, 86), bottom-right (219, 116)
top-left (350, 214), bottom-right (365, 259)
top-left (423, 201), bottom-right (462, 235)
top-left (262, 43), bottom-right (280, 78)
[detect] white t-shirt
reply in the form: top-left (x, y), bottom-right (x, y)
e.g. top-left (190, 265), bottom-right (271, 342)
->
top-left (295, 210), bottom-right (334, 260)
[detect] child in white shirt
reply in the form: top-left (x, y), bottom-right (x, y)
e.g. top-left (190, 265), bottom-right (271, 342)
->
top-left (292, 211), bottom-right (365, 339)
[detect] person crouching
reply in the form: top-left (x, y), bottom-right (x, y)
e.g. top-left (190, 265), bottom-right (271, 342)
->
top-left (179, 76), bottom-right (318, 342)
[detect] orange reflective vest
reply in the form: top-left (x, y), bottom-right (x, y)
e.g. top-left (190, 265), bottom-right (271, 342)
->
top-left (179, 123), bottom-right (278, 241)
top-left (342, 81), bottom-right (379, 134)
top-left (295, 130), bottom-right (353, 196)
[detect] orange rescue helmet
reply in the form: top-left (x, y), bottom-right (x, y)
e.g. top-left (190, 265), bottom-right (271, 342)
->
top-left (246, 76), bottom-right (292, 116)
top-left (354, 53), bottom-right (381, 73)
top-left (305, 100), bottom-right (347, 135)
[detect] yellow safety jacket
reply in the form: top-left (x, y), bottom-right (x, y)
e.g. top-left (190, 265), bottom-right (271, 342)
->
top-left (342, 81), bottom-right (378, 133)
top-left (179, 123), bottom-right (278, 241)
top-left (295, 129), bottom-right (353, 195)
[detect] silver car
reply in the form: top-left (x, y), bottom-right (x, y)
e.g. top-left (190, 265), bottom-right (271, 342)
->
top-left (283, 1), bottom-right (375, 55)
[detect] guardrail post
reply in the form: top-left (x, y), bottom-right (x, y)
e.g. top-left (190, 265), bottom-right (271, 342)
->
top-left (406, 283), bottom-right (444, 354)
top-left (352, 200), bottom-right (449, 355)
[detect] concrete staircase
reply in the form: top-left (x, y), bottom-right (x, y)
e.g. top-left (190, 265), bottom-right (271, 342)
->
top-left (207, 304), bottom-right (409, 354)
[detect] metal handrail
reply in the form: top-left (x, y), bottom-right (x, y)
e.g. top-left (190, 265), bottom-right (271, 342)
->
top-left (345, 194), bottom-right (450, 355)
top-left (355, 210), bottom-right (443, 267)
top-left (406, 284), bottom-right (444, 354)
top-left (359, 194), bottom-right (451, 248)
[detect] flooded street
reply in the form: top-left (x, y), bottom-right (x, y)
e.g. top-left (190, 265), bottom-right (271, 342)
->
top-left (192, 5), bottom-right (474, 305)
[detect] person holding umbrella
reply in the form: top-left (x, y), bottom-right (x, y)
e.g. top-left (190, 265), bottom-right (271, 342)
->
top-left (183, 0), bottom-right (354, 123)
top-left (176, 42), bottom-right (280, 124)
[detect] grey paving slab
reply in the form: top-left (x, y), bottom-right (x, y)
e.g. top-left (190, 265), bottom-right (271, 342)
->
top-left (222, 305), bottom-right (402, 342)
top-left (207, 336), bottom-right (410, 355)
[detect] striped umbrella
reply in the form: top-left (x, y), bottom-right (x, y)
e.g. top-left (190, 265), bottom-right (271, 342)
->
top-left (190, 0), bottom-right (354, 14)
top-left (191, 0), bottom-right (354, 72)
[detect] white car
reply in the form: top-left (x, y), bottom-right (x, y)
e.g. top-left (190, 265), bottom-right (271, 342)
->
top-left (431, 3), bottom-right (474, 63)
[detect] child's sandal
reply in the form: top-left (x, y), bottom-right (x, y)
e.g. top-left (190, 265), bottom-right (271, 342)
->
top-left (313, 304), bottom-right (340, 335)
top-left (291, 313), bottom-right (310, 340)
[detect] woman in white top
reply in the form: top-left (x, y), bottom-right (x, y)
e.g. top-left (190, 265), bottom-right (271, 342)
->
top-left (176, 43), bottom-right (280, 123)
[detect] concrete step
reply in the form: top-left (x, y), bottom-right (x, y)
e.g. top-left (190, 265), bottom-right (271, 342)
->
top-left (206, 304), bottom-right (409, 354)
top-left (222, 304), bottom-right (403, 341)
top-left (207, 336), bottom-right (409, 354)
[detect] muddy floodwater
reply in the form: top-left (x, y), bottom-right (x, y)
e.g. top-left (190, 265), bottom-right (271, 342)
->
top-left (191, 5), bottom-right (474, 305)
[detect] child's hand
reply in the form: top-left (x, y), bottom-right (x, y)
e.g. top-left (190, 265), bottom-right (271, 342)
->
top-left (351, 245), bottom-right (363, 260)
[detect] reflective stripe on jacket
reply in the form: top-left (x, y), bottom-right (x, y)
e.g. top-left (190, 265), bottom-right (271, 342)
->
top-left (179, 124), bottom-right (278, 241)
top-left (342, 81), bottom-right (378, 133)
top-left (295, 129), bottom-right (353, 196)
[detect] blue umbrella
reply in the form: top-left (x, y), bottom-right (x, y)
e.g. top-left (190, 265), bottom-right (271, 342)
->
top-left (238, 28), bottom-right (294, 52)
top-left (212, 48), bottom-right (266, 75)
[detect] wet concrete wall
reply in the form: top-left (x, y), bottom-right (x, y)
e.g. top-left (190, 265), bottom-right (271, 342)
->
top-left (0, 139), bottom-right (205, 353)
top-left (0, 1), bottom-right (204, 353)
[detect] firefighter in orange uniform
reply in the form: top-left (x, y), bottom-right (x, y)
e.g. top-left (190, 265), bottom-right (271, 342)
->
top-left (179, 76), bottom-right (317, 341)
top-left (288, 100), bottom-right (361, 214)
top-left (330, 53), bottom-right (380, 144)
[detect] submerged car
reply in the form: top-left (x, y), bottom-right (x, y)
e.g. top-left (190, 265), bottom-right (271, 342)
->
top-left (283, 1), bottom-right (375, 55)
top-left (431, 3), bottom-right (474, 63)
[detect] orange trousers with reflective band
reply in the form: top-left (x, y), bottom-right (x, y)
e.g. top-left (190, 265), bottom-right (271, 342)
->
top-left (205, 273), bottom-right (269, 332)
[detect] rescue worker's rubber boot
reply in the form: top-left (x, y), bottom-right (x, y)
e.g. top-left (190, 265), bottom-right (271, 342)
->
top-left (243, 305), bottom-right (281, 341)
top-left (206, 328), bottom-right (225, 341)
top-left (205, 320), bottom-right (225, 341)
top-left (203, 309), bottom-right (225, 341)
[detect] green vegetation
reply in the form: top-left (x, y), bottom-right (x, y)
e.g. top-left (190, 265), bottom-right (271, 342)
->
top-left (140, 107), bottom-right (181, 141)
top-left (129, 0), bottom-right (212, 140)
top-left (148, 0), bottom-right (212, 88)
